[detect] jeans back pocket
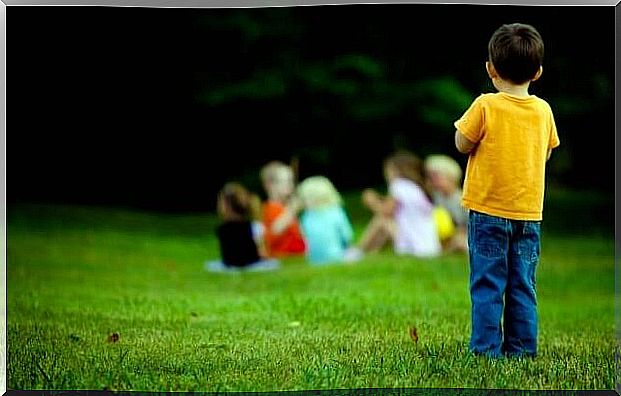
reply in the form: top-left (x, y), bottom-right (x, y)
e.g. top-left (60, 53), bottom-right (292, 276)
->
top-left (469, 211), bottom-right (508, 259)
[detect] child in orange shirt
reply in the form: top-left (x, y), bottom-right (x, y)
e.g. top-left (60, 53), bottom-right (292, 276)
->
top-left (455, 23), bottom-right (559, 358)
top-left (260, 161), bottom-right (306, 258)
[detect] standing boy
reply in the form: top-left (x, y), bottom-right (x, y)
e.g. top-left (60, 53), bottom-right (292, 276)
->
top-left (454, 23), bottom-right (560, 358)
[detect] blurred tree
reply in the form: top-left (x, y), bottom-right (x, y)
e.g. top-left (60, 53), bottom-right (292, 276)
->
top-left (10, 6), bottom-right (614, 211)
top-left (193, 8), bottom-right (481, 191)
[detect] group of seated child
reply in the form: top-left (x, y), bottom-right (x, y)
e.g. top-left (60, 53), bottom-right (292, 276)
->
top-left (205, 150), bottom-right (468, 273)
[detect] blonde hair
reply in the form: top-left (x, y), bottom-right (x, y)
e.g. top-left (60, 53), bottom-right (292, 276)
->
top-left (297, 176), bottom-right (343, 210)
top-left (424, 154), bottom-right (463, 183)
top-left (260, 161), bottom-right (292, 185)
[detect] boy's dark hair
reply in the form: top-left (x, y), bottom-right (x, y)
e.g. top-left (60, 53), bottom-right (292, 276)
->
top-left (488, 23), bottom-right (544, 85)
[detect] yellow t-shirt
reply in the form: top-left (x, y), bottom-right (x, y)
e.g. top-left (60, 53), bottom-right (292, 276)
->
top-left (454, 92), bottom-right (560, 221)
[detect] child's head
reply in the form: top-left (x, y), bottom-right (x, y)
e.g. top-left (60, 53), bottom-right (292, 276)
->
top-left (260, 161), bottom-right (295, 202)
top-left (424, 154), bottom-right (463, 195)
top-left (383, 150), bottom-right (425, 186)
top-left (384, 150), bottom-right (433, 201)
top-left (487, 23), bottom-right (544, 85)
top-left (217, 182), bottom-right (252, 221)
top-left (297, 176), bottom-right (342, 210)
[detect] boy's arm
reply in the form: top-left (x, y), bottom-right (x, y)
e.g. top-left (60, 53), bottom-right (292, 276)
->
top-left (455, 130), bottom-right (476, 154)
top-left (270, 198), bottom-right (301, 236)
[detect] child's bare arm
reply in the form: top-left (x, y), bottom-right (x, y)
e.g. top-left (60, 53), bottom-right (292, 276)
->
top-left (382, 197), bottom-right (397, 217)
top-left (362, 189), bottom-right (384, 214)
top-left (455, 130), bottom-right (476, 154)
top-left (271, 197), bottom-right (301, 235)
top-left (362, 189), bottom-right (395, 217)
top-left (362, 188), bottom-right (381, 212)
top-left (546, 147), bottom-right (553, 161)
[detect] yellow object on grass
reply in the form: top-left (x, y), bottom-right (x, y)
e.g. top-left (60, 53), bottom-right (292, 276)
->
top-left (433, 206), bottom-right (455, 241)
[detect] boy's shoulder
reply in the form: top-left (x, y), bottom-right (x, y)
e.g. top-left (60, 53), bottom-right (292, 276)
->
top-left (529, 94), bottom-right (553, 111)
top-left (471, 92), bottom-right (499, 103)
top-left (466, 93), bottom-right (503, 109)
top-left (476, 92), bottom-right (551, 107)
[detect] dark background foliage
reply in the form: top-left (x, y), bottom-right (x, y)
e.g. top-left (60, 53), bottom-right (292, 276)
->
top-left (11, 5), bottom-right (614, 212)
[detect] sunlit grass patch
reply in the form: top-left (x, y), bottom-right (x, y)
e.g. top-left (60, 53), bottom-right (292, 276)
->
top-left (6, 199), bottom-right (615, 391)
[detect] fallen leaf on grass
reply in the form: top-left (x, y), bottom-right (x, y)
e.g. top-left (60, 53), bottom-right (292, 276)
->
top-left (287, 321), bottom-right (301, 327)
top-left (409, 326), bottom-right (419, 344)
top-left (107, 333), bottom-right (120, 343)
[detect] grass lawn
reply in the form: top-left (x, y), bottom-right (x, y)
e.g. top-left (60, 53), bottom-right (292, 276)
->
top-left (6, 189), bottom-right (616, 391)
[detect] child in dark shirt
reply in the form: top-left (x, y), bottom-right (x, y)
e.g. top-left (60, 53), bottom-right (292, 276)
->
top-left (205, 182), bottom-right (280, 273)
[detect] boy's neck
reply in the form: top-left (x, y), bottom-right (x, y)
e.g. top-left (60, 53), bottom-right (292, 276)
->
top-left (267, 195), bottom-right (285, 203)
top-left (494, 78), bottom-right (531, 97)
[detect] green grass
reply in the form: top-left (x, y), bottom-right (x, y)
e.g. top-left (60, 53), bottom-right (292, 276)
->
top-left (6, 190), bottom-right (616, 391)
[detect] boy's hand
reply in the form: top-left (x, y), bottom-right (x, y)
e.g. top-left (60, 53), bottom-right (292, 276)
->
top-left (271, 196), bottom-right (301, 236)
top-left (455, 130), bottom-right (477, 154)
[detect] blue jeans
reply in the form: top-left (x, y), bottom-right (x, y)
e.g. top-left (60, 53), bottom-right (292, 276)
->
top-left (468, 210), bottom-right (541, 358)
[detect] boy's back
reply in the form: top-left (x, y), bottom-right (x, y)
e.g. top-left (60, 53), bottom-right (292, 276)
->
top-left (455, 92), bottom-right (559, 221)
top-left (454, 23), bottom-right (559, 358)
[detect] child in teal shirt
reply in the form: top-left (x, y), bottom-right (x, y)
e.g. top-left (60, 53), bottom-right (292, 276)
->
top-left (296, 176), bottom-right (354, 265)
